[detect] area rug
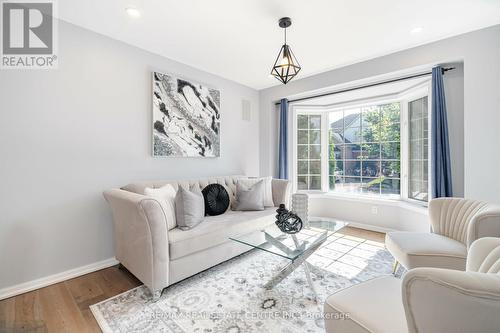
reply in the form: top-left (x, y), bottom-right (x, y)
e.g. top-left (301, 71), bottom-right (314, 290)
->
top-left (91, 233), bottom-right (395, 333)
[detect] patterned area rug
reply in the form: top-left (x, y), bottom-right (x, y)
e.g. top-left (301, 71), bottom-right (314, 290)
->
top-left (91, 232), bottom-right (395, 333)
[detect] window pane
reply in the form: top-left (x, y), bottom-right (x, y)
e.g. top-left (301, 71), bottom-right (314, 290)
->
top-left (343, 177), bottom-right (363, 193)
top-left (363, 177), bottom-right (381, 194)
top-left (362, 126), bottom-right (376, 143)
top-left (298, 115), bottom-right (308, 129)
top-left (382, 161), bottom-right (400, 178)
top-left (362, 161), bottom-right (380, 177)
top-left (362, 106), bottom-right (380, 128)
top-left (381, 142), bottom-right (400, 159)
top-left (297, 161), bottom-right (308, 174)
top-left (344, 144), bottom-right (361, 160)
top-left (361, 143), bottom-right (380, 160)
top-left (380, 103), bottom-right (400, 123)
top-left (329, 111), bottom-right (344, 130)
top-left (344, 108), bottom-right (362, 128)
top-left (309, 176), bottom-right (321, 190)
top-left (345, 161), bottom-right (361, 176)
top-left (309, 115), bottom-right (321, 129)
top-left (329, 160), bottom-right (343, 175)
top-left (382, 178), bottom-right (400, 195)
top-left (309, 160), bottom-right (321, 174)
top-left (298, 145), bottom-right (308, 159)
top-left (298, 130), bottom-right (308, 144)
top-left (309, 130), bottom-right (321, 144)
top-left (330, 128), bottom-right (344, 144)
top-left (330, 144), bottom-right (343, 160)
top-left (310, 145), bottom-right (321, 159)
top-left (344, 126), bottom-right (362, 143)
top-left (297, 176), bottom-right (308, 190)
top-left (408, 97), bottom-right (429, 202)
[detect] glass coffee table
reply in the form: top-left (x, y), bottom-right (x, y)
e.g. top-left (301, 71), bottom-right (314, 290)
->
top-left (230, 219), bottom-right (348, 299)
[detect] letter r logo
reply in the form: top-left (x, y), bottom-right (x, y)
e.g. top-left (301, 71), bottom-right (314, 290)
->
top-left (2, 2), bottom-right (53, 54)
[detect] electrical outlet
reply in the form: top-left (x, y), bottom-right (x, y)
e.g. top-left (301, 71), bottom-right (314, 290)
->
top-left (371, 206), bottom-right (378, 215)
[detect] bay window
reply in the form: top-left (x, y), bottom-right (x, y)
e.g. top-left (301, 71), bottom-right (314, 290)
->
top-left (292, 83), bottom-right (431, 203)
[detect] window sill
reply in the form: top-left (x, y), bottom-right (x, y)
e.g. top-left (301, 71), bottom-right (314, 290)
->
top-left (302, 191), bottom-right (428, 214)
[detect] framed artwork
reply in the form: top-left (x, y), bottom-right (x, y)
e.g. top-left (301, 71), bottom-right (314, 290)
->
top-left (152, 71), bottom-right (220, 157)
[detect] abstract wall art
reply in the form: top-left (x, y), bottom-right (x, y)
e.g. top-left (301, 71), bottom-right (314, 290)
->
top-left (152, 71), bottom-right (221, 157)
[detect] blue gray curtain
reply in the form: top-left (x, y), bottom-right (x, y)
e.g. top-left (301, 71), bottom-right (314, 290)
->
top-left (278, 98), bottom-right (289, 179)
top-left (431, 66), bottom-right (453, 198)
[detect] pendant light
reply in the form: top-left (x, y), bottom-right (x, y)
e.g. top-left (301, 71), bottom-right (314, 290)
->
top-left (271, 17), bottom-right (301, 84)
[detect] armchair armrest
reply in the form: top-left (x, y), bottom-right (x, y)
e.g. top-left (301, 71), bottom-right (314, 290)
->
top-left (466, 204), bottom-right (500, 247)
top-left (271, 179), bottom-right (291, 207)
top-left (103, 189), bottom-right (170, 295)
top-left (402, 267), bottom-right (500, 333)
top-left (466, 237), bottom-right (500, 272)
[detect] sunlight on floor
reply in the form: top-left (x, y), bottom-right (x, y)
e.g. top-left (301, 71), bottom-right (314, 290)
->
top-left (307, 231), bottom-right (389, 279)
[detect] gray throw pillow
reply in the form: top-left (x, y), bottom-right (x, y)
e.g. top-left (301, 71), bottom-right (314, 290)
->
top-left (175, 185), bottom-right (205, 230)
top-left (234, 180), bottom-right (265, 211)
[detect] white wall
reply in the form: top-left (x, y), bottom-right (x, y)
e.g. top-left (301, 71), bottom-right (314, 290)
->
top-left (0, 21), bottom-right (259, 290)
top-left (260, 25), bottom-right (500, 204)
top-left (309, 196), bottom-right (428, 233)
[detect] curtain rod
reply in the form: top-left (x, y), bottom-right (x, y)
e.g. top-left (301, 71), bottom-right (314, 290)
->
top-left (274, 67), bottom-right (455, 106)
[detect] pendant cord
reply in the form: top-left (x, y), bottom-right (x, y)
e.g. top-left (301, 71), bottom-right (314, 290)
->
top-left (284, 27), bottom-right (287, 45)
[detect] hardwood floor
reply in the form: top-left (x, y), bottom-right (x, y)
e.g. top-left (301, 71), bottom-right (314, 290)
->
top-left (0, 266), bottom-right (141, 332)
top-left (0, 227), bottom-right (384, 333)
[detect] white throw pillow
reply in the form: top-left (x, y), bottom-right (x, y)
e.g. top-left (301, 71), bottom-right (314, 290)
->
top-left (144, 184), bottom-right (177, 230)
top-left (175, 185), bottom-right (205, 230)
top-left (233, 180), bottom-right (265, 211)
top-left (236, 177), bottom-right (274, 207)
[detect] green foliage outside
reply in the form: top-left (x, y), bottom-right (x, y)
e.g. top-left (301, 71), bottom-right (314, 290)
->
top-left (329, 103), bottom-right (401, 192)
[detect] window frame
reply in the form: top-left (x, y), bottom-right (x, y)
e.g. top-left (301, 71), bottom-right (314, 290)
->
top-left (290, 80), bottom-right (431, 205)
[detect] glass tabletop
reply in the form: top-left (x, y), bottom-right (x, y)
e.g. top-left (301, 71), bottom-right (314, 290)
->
top-left (230, 219), bottom-right (348, 261)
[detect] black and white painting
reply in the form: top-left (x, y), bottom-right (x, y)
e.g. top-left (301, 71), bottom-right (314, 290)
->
top-left (152, 71), bottom-right (220, 157)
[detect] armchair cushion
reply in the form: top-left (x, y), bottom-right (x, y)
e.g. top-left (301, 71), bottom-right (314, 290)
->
top-left (386, 232), bottom-right (466, 270)
top-left (324, 276), bottom-right (408, 333)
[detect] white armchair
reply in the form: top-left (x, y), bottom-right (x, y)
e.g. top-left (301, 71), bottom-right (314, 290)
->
top-left (324, 237), bottom-right (500, 333)
top-left (385, 197), bottom-right (500, 272)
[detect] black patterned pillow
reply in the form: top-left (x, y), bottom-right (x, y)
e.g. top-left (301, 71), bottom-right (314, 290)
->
top-left (202, 184), bottom-right (230, 216)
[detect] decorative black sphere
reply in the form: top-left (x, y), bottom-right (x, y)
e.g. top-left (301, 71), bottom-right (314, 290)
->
top-left (275, 204), bottom-right (303, 234)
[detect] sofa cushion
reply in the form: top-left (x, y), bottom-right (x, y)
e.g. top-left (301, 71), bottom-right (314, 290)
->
top-left (168, 208), bottom-right (276, 260)
top-left (324, 276), bottom-right (408, 333)
top-left (386, 231), bottom-right (467, 270)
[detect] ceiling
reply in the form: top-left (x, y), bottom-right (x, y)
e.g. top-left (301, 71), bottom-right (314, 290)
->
top-left (57, 0), bottom-right (500, 90)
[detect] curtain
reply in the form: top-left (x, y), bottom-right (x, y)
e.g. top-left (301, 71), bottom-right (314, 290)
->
top-left (431, 66), bottom-right (453, 198)
top-left (278, 98), bottom-right (289, 179)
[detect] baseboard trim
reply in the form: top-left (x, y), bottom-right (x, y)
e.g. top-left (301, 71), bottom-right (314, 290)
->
top-left (348, 221), bottom-right (394, 234)
top-left (0, 257), bottom-right (119, 301)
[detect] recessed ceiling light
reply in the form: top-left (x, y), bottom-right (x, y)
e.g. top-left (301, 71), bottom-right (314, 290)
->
top-left (410, 27), bottom-right (423, 34)
top-left (126, 7), bottom-right (141, 18)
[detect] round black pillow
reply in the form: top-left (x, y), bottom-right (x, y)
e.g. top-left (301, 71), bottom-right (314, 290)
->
top-left (202, 183), bottom-right (230, 216)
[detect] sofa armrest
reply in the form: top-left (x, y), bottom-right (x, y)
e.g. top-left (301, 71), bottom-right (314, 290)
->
top-left (103, 189), bottom-right (169, 294)
top-left (402, 267), bottom-right (500, 333)
top-left (271, 179), bottom-right (291, 207)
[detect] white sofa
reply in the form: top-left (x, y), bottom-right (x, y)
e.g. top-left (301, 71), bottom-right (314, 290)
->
top-left (103, 175), bottom-right (290, 300)
top-left (324, 237), bottom-right (500, 333)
